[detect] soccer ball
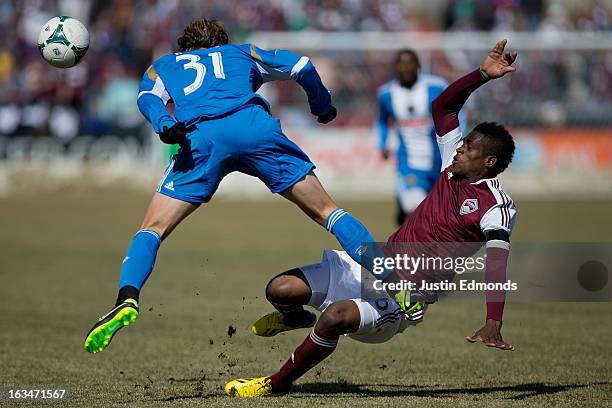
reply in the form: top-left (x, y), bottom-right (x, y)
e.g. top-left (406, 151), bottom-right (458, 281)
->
top-left (37, 16), bottom-right (89, 68)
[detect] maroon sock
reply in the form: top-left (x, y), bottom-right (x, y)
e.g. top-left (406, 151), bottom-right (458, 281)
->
top-left (268, 327), bottom-right (338, 392)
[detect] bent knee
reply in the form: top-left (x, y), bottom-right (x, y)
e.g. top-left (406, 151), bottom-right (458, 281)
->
top-left (266, 274), bottom-right (309, 304)
top-left (317, 301), bottom-right (360, 335)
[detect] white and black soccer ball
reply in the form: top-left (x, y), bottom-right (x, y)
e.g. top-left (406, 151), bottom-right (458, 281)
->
top-left (37, 16), bottom-right (90, 68)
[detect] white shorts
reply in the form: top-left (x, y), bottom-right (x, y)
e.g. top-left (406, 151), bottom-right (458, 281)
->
top-left (300, 250), bottom-right (420, 344)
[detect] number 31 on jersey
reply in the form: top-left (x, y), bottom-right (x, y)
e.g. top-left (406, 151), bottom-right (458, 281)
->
top-left (176, 52), bottom-right (225, 96)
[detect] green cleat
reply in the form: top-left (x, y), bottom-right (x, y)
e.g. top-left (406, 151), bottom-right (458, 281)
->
top-left (394, 290), bottom-right (427, 322)
top-left (251, 310), bottom-right (316, 337)
top-left (84, 299), bottom-right (139, 354)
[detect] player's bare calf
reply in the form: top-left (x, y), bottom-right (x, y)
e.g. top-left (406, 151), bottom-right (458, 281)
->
top-left (252, 270), bottom-right (316, 337)
top-left (228, 250), bottom-right (421, 397)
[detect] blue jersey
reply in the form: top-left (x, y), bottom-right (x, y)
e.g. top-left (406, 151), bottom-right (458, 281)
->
top-left (137, 43), bottom-right (332, 133)
top-left (377, 75), bottom-right (466, 174)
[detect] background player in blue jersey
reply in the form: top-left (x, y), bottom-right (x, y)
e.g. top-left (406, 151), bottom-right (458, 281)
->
top-left (377, 50), bottom-right (464, 225)
top-left (84, 19), bottom-right (389, 354)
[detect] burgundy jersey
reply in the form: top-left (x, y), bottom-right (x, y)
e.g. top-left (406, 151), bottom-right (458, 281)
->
top-left (385, 66), bottom-right (517, 321)
top-left (388, 126), bottom-right (516, 245)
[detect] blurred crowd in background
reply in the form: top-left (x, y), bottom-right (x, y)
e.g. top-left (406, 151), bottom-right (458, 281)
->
top-left (1, 0), bottom-right (612, 141)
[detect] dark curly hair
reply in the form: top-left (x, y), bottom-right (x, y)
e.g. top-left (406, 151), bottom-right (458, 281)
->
top-left (177, 19), bottom-right (229, 52)
top-left (474, 121), bottom-right (515, 174)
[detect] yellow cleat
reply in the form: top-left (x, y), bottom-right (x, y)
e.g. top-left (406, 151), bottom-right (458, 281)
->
top-left (251, 310), bottom-right (316, 337)
top-left (225, 377), bottom-right (275, 397)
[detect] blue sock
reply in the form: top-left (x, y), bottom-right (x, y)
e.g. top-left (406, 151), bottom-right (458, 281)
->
top-left (118, 229), bottom-right (161, 292)
top-left (325, 208), bottom-right (392, 279)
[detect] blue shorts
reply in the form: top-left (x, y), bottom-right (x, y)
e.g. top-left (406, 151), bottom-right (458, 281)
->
top-left (156, 105), bottom-right (314, 203)
top-left (396, 168), bottom-right (438, 194)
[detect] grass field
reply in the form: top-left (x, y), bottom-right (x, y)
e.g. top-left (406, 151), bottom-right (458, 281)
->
top-left (1, 188), bottom-right (611, 407)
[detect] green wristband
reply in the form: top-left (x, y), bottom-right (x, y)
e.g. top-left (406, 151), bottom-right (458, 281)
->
top-left (479, 69), bottom-right (490, 80)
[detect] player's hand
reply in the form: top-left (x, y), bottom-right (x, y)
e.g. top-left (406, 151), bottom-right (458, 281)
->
top-left (480, 39), bottom-right (517, 79)
top-left (381, 149), bottom-right (390, 161)
top-left (466, 319), bottom-right (514, 351)
top-left (317, 106), bottom-right (337, 124)
top-left (159, 122), bottom-right (188, 147)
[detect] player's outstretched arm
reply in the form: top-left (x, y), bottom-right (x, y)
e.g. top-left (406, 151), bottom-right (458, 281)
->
top-left (431, 39), bottom-right (517, 137)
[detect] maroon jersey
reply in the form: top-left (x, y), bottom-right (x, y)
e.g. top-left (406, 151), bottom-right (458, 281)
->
top-left (388, 69), bottom-right (516, 246)
top-left (385, 66), bottom-right (517, 322)
top-left (388, 162), bottom-right (516, 244)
